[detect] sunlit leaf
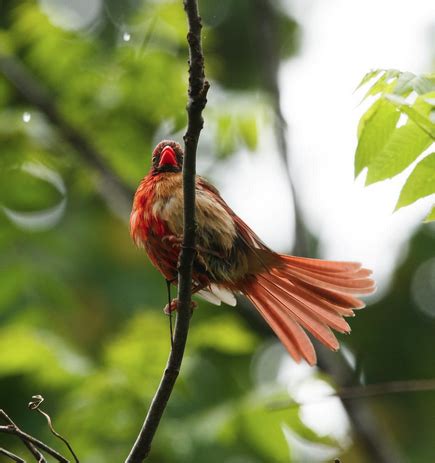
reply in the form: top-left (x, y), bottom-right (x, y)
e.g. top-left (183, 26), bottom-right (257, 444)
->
top-left (355, 69), bottom-right (383, 90)
top-left (355, 99), bottom-right (400, 178)
top-left (356, 70), bottom-right (435, 220)
top-left (396, 152), bottom-right (435, 210)
top-left (364, 95), bottom-right (433, 184)
top-left (386, 93), bottom-right (435, 139)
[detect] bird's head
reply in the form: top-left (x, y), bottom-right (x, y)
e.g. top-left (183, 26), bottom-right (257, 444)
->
top-left (151, 140), bottom-right (183, 175)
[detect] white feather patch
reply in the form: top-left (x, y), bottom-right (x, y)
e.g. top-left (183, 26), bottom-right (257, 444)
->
top-left (210, 284), bottom-right (237, 306)
top-left (197, 290), bottom-right (222, 306)
top-left (196, 285), bottom-right (237, 307)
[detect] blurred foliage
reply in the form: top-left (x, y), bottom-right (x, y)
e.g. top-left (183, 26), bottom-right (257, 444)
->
top-left (0, 1), bottom-right (434, 462)
top-left (355, 69), bottom-right (435, 221)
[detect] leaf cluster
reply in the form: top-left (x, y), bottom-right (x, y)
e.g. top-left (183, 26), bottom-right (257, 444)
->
top-left (355, 69), bottom-right (435, 220)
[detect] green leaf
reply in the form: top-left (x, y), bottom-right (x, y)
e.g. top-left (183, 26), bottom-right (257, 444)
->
top-left (365, 118), bottom-right (432, 185)
top-left (410, 75), bottom-right (435, 95)
top-left (386, 93), bottom-right (435, 139)
top-left (355, 69), bottom-right (383, 90)
top-left (355, 99), bottom-right (400, 177)
top-left (361, 69), bottom-right (400, 100)
top-left (392, 71), bottom-right (416, 95)
top-left (364, 94), bottom-right (434, 184)
top-left (396, 152), bottom-right (435, 210)
top-left (424, 205), bottom-right (435, 222)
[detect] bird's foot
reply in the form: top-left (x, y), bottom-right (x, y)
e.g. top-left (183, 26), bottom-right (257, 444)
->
top-left (163, 298), bottom-right (197, 315)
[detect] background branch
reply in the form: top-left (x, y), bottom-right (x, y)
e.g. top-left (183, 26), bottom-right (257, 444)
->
top-left (0, 426), bottom-right (68, 462)
top-left (0, 410), bottom-right (47, 463)
top-left (0, 447), bottom-right (26, 463)
top-left (253, 1), bottom-right (402, 462)
top-left (268, 378), bottom-right (435, 410)
top-left (125, 1), bottom-right (209, 461)
top-left (0, 55), bottom-right (133, 220)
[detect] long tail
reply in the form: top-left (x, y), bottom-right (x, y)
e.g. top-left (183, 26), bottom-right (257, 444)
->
top-left (241, 255), bottom-right (376, 365)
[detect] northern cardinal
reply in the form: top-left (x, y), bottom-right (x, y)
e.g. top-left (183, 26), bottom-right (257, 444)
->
top-left (130, 140), bottom-right (375, 365)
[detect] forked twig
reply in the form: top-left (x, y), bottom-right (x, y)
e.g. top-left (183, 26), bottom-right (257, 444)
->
top-left (28, 395), bottom-right (79, 463)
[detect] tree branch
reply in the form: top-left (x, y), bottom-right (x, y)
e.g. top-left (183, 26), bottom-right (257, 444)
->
top-left (0, 447), bottom-right (26, 463)
top-left (267, 378), bottom-right (435, 410)
top-left (0, 410), bottom-right (46, 463)
top-left (0, 55), bottom-right (133, 220)
top-left (254, 1), bottom-right (402, 462)
top-left (124, 1), bottom-right (209, 461)
top-left (0, 426), bottom-right (68, 462)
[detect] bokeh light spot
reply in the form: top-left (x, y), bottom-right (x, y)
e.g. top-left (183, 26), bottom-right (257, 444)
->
top-left (39, 0), bottom-right (102, 31)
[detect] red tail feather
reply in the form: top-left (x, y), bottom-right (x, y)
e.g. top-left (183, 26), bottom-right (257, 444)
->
top-left (242, 255), bottom-right (375, 364)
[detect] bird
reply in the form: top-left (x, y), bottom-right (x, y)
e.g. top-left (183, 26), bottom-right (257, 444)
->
top-left (130, 140), bottom-right (375, 365)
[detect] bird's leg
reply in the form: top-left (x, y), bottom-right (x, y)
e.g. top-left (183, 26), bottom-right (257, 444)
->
top-left (165, 279), bottom-right (174, 348)
top-left (163, 298), bottom-right (198, 315)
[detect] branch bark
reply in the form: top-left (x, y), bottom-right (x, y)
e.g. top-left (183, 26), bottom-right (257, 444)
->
top-left (0, 426), bottom-right (68, 462)
top-left (0, 410), bottom-right (47, 462)
top-left (124, 1), bottom-right (209, 461)
top-left (0, 447), bottom-right (26, 463)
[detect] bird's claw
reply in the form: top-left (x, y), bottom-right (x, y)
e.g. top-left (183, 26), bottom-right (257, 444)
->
top-left (163, 298), bottom-right (197, 315)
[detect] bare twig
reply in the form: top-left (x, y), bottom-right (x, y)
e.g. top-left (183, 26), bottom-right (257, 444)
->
top-left (0, 410), bottom-right (46, 463)
top-left (0, 55), bottom-right (133, 220)
top-left (124, 1), bottom-right (209, 461)
top-left (0, 447), bottom-right (26, 463)
top-left (0, 426), bottom-right (68, 462)
top-left (28, 395), bottom-right (79, 463)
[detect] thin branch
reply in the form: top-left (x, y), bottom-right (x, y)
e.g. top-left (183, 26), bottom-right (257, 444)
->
top-left (254, 0), bottom-right (308, 256)
top-left (267, 378), bottom-right (435, 410)
top-left (0, 427), bottom-right (69, 463)
top-left (0, 447), bottom-right (26, 463)
top-left (124, 1), bottom-right (209, 461)
top-left (317, 351), bottom-right (404, 463)
top-left (0, 55), bottom-right (133, 220)
top-left (0, 410), bottom-right (46, 463)
top-left (28, 395), bottom-right (79, 463)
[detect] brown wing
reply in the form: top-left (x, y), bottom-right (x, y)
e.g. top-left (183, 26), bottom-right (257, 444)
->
top-left (196, 176), bottom-right (279, 275)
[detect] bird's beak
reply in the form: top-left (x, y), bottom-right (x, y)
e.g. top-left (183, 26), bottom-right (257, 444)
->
top-left (159, 146), bottom-right (178, 167)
